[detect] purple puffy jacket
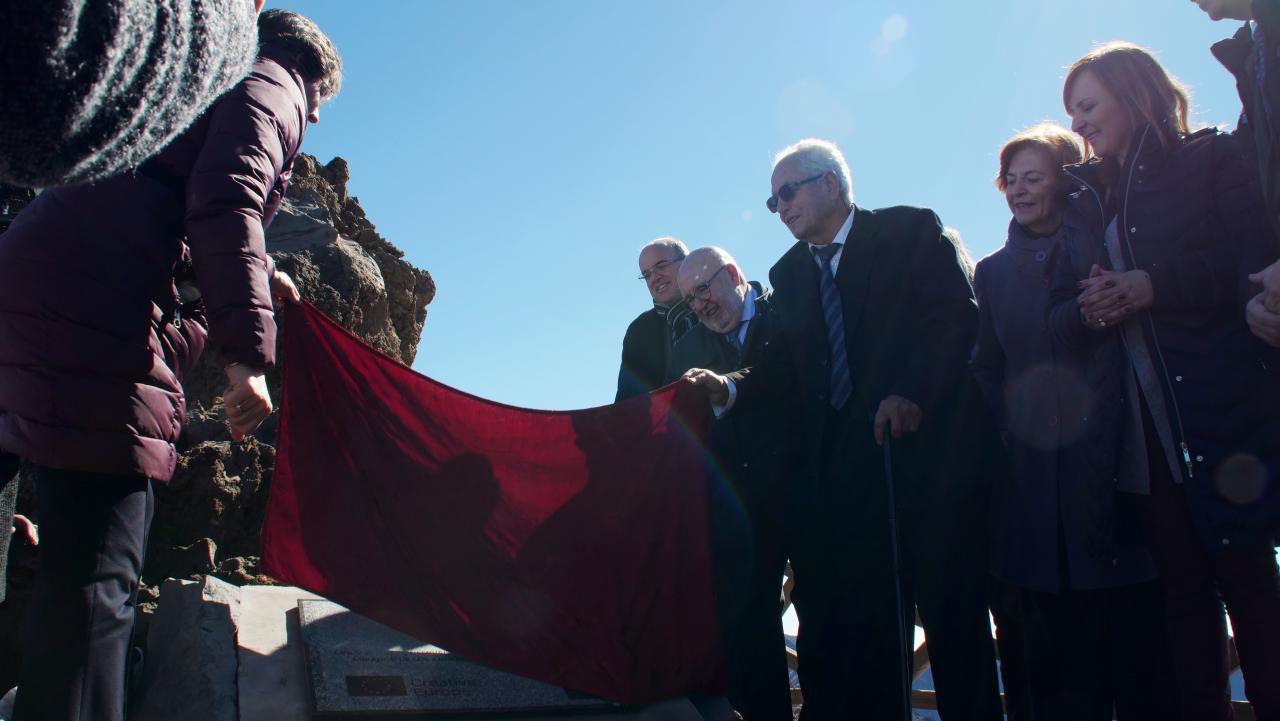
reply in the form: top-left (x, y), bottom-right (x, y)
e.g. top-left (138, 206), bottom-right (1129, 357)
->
top-left (0, 52), bottom-right (308, 481)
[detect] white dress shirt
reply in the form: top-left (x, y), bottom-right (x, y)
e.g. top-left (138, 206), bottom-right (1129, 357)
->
top-left (808, 206), bottom-right (856, 274)
top-left (714, 286), bottom-right (757, 416)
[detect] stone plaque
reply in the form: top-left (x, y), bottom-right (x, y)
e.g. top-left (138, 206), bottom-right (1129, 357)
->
top-left (298, 599), bottom-right (618, 715)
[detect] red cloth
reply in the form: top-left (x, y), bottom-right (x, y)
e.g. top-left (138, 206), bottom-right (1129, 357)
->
top-left (261, 302), bottom-right (723, 704)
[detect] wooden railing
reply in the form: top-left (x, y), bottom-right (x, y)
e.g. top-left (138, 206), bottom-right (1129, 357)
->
top-left (778, 563), bottom-right (1255, 719)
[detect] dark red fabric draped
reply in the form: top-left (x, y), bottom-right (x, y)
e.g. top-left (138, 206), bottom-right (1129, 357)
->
top-left (261, 302), bottom-right (723, 704)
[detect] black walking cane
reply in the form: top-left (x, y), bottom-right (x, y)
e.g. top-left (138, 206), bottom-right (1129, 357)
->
top-left (882, 434), bottom-right (913, 721)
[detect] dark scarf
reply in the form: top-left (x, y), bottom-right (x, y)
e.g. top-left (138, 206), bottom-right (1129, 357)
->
top-left (655, 298), bottom-right (698, 345)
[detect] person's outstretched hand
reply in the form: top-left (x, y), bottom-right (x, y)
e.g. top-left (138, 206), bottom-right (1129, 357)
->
top-left (682, 368), bottom-right (730, 406)
top-left (12, 515), bottom-right (37, 546)
top-left (270, 269), bottom-right (301, 307)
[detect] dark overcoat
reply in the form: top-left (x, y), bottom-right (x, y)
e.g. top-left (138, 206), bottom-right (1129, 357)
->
top-left (1212, 1), bottom-right (1280, 242)
top-left (1049, 126), bottom-right (1280, 551)
top-left (973, 219), bottom-right (1155, 593)
top-left (732, 206), bottom-right (993, 518)
top-left (666, 283), bottom-right (797, 527)
top-left (727, 205), bottom-right (1003, 721)
top-left (615, 301), bottom-right (695, 402)
top-left (664, 282), bottom-right (796, 721)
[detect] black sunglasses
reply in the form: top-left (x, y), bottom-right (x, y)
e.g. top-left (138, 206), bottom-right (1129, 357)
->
top-left (766, 173), bottom-right (825, 213)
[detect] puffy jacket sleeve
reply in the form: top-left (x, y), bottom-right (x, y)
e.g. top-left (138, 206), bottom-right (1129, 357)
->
top-left (184, 66), bottom-right (304, 368)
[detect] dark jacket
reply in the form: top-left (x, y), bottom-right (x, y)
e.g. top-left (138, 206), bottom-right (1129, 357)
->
top-left (0, 53), bottom-right (308, 481)
top-left (733, 206), bottom-right (992, 514)
top-left (615, 300), bottom-right (696, 401)
top-left (1212, 0), bottom-right (1280, 243)
top-left (1049, 125), bottom-right (1280, 551)
top-left (665, 283), bottom-right (796, 525)
top-left (974, 219), bottom-right (1154, 593)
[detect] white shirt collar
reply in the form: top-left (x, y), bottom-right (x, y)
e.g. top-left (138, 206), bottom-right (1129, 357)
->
top-left (808, 206), bottom-right (855, 271)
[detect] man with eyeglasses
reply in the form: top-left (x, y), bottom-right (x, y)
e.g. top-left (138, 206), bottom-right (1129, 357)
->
top-left (664, 246), bottom-right (795, 721)
top-left (684, 139), bottom-right (1001, 721)
top-left (615, 237), bottom-right (698, 401)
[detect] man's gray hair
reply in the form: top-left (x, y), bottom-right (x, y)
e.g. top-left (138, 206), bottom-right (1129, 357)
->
top-left (639, 236), bottom-right (689, 259)
top-left (773, 138), bottom-right (854, 205)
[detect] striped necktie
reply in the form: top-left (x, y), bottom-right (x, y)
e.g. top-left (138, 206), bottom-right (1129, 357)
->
top-left (812, 244), bottom-right (852, 410)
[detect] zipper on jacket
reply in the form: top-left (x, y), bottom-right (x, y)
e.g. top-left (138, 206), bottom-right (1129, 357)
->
top-left (1064, 165), bottom-right (1107, 224)
top-left (1116, 127), bottom-right (1196, 482)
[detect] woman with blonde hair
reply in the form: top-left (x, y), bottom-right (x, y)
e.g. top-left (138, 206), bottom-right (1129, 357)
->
top-left (1049, 42), bottom-right (1280, 720)
top-left (974, 122), bottom-right (1174, 721)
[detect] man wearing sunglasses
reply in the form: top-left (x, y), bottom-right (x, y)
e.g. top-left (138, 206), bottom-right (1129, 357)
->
top-left (663, 246), bottom-right (795, 721)
top-left (615, 237), bottom-right (698, 401)
top-left (684, 139), bottom-right (1001, 721)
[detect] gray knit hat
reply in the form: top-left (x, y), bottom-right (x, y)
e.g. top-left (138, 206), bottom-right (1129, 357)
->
top-left (0, 0), bottom-right (259, 188)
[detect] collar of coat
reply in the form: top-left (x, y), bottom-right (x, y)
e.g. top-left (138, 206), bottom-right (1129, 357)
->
top-left (1212, 20), bottom-right (1257, 75)
top-left (774, 203), bottom-right (872, 272)
top-left (746, 279), bottom-right (771, 309)
top-left (1064, 125), bottom-right (1219, 195)
top-left (1211, 3), bottom-right (1279, 76)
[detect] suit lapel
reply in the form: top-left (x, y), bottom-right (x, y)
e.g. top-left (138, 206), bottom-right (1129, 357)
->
top-left (740, 289), bottom-right (771, 362)
top-left (835, 206), bottom-right (881, 344)
top-left (695, 325), bottom-right (738, 372)
top-left (775, 242), bottom-right (822, 323)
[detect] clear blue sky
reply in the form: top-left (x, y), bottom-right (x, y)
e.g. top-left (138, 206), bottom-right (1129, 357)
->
top-left (268, 0), bottom-right (1241, 410)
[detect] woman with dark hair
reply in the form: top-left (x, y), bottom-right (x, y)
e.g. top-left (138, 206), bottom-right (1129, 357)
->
top-left (1050, 41), bottom-right (1280, 721)
top-left (974, 123), bottom-right (1174, 721)
top-left (0, 9), bottom-right (341, 720)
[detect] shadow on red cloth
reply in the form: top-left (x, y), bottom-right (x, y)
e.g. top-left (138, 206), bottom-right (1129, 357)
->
top-left (260, 302), bottom-right (723, 704)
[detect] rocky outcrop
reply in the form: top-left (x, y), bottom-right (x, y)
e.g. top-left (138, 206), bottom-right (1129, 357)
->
top-left (181, 154), bottom-right (435, 412)
top-left (0, 155), bottom-right (434, 687)
top-left (158, 153), bottom-right (434, 594)
top-left (277, 155), bottom-right (435, 365)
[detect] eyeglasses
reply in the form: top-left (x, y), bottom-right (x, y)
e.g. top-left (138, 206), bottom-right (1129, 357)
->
top-left (766, 173), bottom-right (825, 213)
top-left (684, 265), bottom-right (727, 304)
top-left (638, 258), bottom-right (681, 281)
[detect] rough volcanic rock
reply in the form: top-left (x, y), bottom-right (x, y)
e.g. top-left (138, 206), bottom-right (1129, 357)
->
top-left (181, 153), bottom-right (436, 412)
top-left (165, 154), bottom-right (435, 589)
top-left (282, 155), bottom-right (435, 364)
top-left (146, 439), bottom-right (276, 586)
